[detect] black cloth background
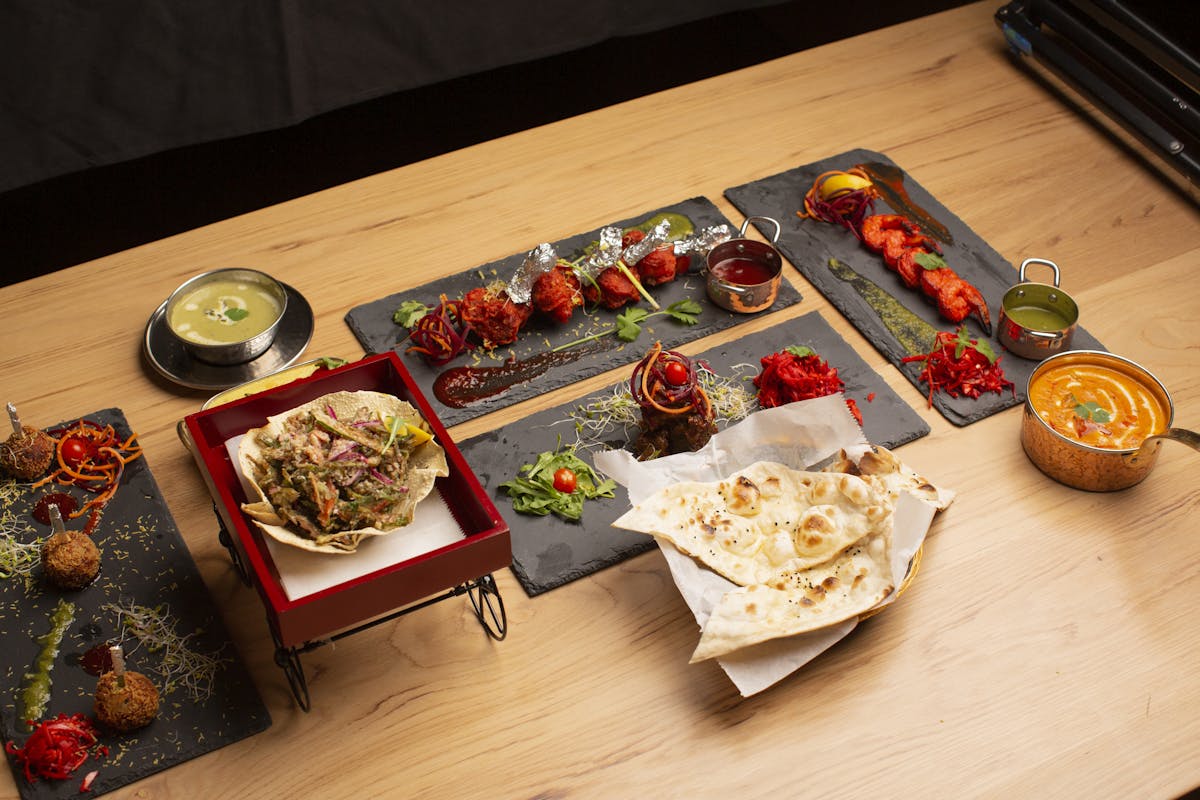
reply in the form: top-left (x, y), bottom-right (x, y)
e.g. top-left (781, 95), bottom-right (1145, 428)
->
top-left (0, 0), bottom-right (782, 193)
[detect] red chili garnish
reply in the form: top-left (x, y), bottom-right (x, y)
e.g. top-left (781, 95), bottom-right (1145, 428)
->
top-left (32, 421), bottom-right (142, 521)
top-left (5, 713), bottom-right (100, 783)
top-left (406, 294), bottom-right (474, 366)
top-left (630, 342), bottom-right (710, 417)
top-left (901, 327), bottom-right (1016, 407)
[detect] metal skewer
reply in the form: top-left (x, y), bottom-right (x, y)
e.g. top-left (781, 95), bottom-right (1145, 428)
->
top-left (6, 402), bottom-right (20, 436)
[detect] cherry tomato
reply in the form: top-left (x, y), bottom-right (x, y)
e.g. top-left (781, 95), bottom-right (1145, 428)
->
top-left (552, 467), bottom-right (577, 494)
top-left (60, 437), bottom-right (93, 468)
top-left (663, 360), bottom-right (689, 386)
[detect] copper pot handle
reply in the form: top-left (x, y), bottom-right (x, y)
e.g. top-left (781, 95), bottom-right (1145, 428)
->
top-left (739, 216), bottom-right (781, 243)
top-left (1019, 257), bottom-right (1061, 286)
top-left (1124, 427), bottom-right (1200, 467)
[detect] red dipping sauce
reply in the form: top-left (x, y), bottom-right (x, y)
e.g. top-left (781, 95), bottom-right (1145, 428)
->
top-left (711, 257), bottom-right (776, 285)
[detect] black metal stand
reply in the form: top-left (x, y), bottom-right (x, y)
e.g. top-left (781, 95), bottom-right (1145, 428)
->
top-left (214, 510), bottom-right (508, 711)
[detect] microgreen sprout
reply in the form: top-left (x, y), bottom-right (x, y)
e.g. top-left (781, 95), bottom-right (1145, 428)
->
top-left (102, 600), bottom-right (230, 703)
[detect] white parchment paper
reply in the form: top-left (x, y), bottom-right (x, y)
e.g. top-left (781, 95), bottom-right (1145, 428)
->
top-left (593, 394), bottom-right (940, 696)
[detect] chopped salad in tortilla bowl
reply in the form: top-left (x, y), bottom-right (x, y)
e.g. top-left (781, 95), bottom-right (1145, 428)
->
top-left (238, 390), bottom-right (449, 554)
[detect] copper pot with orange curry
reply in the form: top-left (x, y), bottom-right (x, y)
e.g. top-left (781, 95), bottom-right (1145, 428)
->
top-left (1021, 350), bottom-right (1200, 491)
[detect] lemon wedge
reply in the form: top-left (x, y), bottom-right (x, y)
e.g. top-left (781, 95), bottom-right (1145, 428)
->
top-left (818, 173), bottom-right (871, 200)
top-left (405, 424), bottom-right (433, 445)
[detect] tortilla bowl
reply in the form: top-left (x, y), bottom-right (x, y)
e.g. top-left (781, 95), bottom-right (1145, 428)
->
top-left (238, 390), bottom-right (449, 554)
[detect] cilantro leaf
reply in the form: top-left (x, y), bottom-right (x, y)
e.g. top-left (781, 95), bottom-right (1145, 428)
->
top-left (616, 307), bottom-right (651, 341)
top-left (785, 345), bottom-right (815, 358)
top-left (392, 300), bottom-right (430, 328)
top-left (664, 299), bottom-right (702, 325)
top-left (1072, 398), bottom-right (1113, 423)
top-left (224, 307), bottom-right (250, 322)
top-left (913, 252), bottom-right (948, 271)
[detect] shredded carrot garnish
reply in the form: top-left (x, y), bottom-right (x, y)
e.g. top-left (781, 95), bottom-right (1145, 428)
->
top-left (34, 420), bottom-right (143, 521)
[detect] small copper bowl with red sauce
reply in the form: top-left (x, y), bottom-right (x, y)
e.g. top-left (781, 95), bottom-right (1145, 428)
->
top-left (706, 216), bottom-right (783, 314)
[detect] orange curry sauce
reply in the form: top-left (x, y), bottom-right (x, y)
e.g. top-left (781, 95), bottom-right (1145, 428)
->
top-left (1028, 361), bottom-right (1168, 449)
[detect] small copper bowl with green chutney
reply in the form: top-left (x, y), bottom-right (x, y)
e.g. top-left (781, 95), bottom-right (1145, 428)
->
top-left (998, 258), bottom-right (1079, 361)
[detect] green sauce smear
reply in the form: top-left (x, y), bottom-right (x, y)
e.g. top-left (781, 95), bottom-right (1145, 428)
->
top-left (20, 598), bottom-right (75, 727)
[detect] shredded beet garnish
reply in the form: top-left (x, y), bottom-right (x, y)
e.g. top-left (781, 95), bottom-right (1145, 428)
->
top-left (406, 294), bottom-right (474, 366)
top-left (753, 346), bottom-right (862, 423)
top-left (5, 713), bottom-right (100, 784)
top-left (796, 168), bottom-right (880, 239)
top-left (630, 342), bottom-right (709, 416)
top-left (902, 326), bottom-right (1015, 407)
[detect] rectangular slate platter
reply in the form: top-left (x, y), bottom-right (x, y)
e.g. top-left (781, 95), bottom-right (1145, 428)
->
top-left (457, 310), bottom-right (929, 597)
top-left (724, 149), bottom-right (1105, 426)
top-left (1, 409), bottom-right (270, 800)
top-left (344, 196), bottom-right (802, 427)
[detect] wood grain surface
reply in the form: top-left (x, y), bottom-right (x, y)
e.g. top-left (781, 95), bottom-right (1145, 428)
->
top-left (2, 3), bottom-right (1198, 798)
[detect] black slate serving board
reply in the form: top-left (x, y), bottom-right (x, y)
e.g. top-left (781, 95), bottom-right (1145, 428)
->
top-left (344, 197), bottom-right (803, 427)
top-left (1, 409), bottom-right (270, 800)
top-left (458, 311), bottom-right (929, 596)
top-left (725, 149), bottom-right (1105, 426)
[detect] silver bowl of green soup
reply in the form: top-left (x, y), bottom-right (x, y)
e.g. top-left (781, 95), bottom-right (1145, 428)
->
top-left (164, 268), bottom-right (288, 365)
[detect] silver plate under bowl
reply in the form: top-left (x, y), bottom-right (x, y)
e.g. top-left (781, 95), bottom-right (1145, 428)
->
top-left (143, 282), bottom-right (314, 390)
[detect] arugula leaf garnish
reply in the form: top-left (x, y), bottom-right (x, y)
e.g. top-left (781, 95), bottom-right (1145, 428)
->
top-left (499, 443), bottom-right (617, 522)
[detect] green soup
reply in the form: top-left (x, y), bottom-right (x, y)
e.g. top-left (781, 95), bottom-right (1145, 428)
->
top-left (169, 278), bottom-right (283, 345)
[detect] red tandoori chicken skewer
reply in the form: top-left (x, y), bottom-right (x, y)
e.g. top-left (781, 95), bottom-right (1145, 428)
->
top-left (861, 214), bottom-right (991, 335)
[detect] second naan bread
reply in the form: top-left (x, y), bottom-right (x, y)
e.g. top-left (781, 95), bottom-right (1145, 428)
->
top-left (690, 528), bottom-right (894, 662)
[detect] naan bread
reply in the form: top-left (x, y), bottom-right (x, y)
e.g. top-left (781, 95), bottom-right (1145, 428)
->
top-left (239, 390), bottom-right (448, 554)
top-left (612, 462), bottom-right (891, 586)
top-left (824, 446), bottom-right (954, 510)
top-left (690, 528), bottom-right (893, 661)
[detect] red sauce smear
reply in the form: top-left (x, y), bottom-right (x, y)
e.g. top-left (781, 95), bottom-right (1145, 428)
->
top-left (858, 161), bottom-right (954, 245)
top-left (434, 340), bottom-right (610, 408)
top-left (79, 643), bottom-right (114, 677)
top-left (32, 493), bottom-right (78, 525)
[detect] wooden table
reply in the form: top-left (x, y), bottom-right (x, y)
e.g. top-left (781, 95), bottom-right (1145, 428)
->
top-left (3, 2), bottom-right (1198, 797)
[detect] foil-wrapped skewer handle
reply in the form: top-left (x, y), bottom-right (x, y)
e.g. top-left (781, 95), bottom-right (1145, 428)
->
top-left (6, 402), bottom-right (20, 436)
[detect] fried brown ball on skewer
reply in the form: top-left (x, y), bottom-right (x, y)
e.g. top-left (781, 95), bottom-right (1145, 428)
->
top-left (42, 532), bottom-right (101, 590)
top-left (459, 286), bottom-right (534, 348)
top-left (1, 403), bottom-right (55, 480)
top-left (94, 646), bottom-right (159, 733)
top-left (41, 504), bottom-right (100, 590)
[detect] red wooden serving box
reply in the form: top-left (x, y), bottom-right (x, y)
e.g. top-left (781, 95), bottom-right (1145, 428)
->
top-left (180, 352), bottom-right (511, 651)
